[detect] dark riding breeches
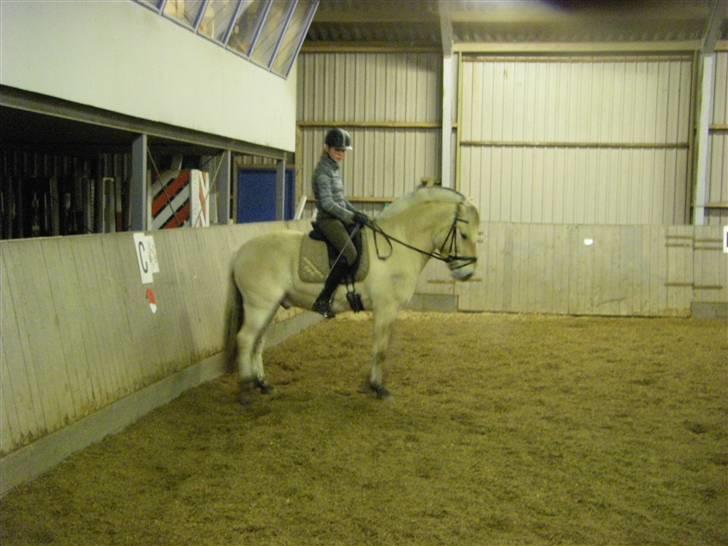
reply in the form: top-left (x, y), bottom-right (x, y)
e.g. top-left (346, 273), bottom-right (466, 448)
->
top-left (316, 217), bottom-right (358, 266)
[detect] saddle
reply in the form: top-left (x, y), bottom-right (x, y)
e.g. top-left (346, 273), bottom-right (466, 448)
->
top-left (298, 222), bottom-right (369, 284)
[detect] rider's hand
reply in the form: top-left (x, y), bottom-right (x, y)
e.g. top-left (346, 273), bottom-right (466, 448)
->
top-left (352, 211), bottom-right (370, 225)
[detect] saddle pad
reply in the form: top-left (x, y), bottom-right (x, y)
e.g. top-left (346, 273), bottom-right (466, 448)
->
top-left (298, 232), bottom-right (369, 283)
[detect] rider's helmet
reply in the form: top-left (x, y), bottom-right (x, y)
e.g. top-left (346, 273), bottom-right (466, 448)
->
top-left (325, 128), bottom-right (353, 150)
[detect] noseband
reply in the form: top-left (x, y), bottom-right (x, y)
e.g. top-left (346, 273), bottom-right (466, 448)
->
top-left (368, 201), bottom-right (478, 269)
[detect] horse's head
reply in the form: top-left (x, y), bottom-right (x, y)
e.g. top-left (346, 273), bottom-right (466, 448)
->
top-left (434, 198), bottom-right (480, 281)
top-left (377, 187), bottom-right (480, 280)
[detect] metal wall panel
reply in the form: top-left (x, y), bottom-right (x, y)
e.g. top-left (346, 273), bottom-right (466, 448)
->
top-left (460, 55), bottom-right (694, 225)
top-left (707, 51), bottom-right (728, 225)
top-left (298, 52), bottom-right (441, 123)
top-left (299, 127), bottom-right (440, 204)
top-left (297, 52), bottom-right (442, 206)
top-left (460, 147), bottom-right (689, 224)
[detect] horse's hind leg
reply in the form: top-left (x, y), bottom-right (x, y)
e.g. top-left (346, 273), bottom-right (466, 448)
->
top-left (252, 332), bottom-right (272, 394)
top-left (236, 300), bottom-right (277, 403)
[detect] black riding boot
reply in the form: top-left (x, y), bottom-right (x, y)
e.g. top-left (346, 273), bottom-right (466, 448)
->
top-left (312, 260), bottom-right (349, 319)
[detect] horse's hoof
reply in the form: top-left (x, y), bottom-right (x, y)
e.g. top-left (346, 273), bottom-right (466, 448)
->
top-left (255, 379), bottom-right (273, 395)
top-left (239, 380), bottom-right (257, 405)
top-left (370, 384), bottom-right (391, 400)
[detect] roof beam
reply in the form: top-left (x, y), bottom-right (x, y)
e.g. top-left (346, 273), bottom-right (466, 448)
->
top-left (701, 0), bottom-right (727, 53)
top-left (439, 0), bottom-right (452, 56)
top-left (454, 41), bottom-right (701, 53)
top-left (312, 3), bottom-right (436, 24)
top-left (445, 3), bottom-right (710, 24)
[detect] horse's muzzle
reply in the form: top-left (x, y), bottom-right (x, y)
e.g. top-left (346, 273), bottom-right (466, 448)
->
top-left (451, 267), bottom-right (475, 281)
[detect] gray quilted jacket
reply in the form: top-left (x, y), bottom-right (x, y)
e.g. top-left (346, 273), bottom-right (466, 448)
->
top-left (312, 154), bottom-right (356, 224)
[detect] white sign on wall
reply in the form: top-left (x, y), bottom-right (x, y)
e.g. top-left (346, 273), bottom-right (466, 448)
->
top-left (133, 233), bottom-right (160, 284)
top-left (723, 226), bottom-right (728, 254)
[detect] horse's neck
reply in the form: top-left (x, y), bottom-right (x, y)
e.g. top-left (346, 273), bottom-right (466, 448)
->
top-left (379, 202), bottom-right (454, 257)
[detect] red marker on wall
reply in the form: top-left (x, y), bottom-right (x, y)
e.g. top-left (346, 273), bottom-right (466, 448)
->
top-left (146, 288), bottom-right (158, 314)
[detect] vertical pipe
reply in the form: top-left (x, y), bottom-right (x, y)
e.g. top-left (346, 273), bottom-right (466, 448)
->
top-left (455, 51), bottom-right (464, 192)
top-left (686, 51), bottom-right (700, 224)
top-left (215, 149), bottom-right (232, 224)
top-left (276, 153), bottom-right (286, 220)
top-left (130, 134), bottom-right (148, 231)
top-left (694, 54), bottom-right (715, 225)
top-left (295, 125), bottom-right (303, 208)
top-left (441, 53), bottom-right (454, 188)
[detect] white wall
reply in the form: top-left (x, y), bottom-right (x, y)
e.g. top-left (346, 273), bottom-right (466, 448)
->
top-left (0, 1), bottom-right (296, 152)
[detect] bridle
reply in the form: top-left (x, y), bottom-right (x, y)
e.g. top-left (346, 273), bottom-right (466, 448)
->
top-left (366, 201), bottom-right (478, 270)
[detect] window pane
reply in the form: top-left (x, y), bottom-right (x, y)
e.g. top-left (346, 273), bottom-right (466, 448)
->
top-left (136, 0), bottom-right (164, 9)
top-left (250, 0), bottom-right (294, 67)
top-left (271, 0), bottom-right (314, 76)
top-left (198, 0), bottom-right (239, 43)
top-left (228, 0), bottom-right (269, 56)
top-left (163, 0), bottom-right (204, 27)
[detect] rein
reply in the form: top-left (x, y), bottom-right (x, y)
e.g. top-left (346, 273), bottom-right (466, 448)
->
top-left (365, 203), bottom-right (477, 270)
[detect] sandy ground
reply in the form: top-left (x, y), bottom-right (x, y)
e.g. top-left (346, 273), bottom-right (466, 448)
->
top-left (1, 312), bottom-right (727, 545)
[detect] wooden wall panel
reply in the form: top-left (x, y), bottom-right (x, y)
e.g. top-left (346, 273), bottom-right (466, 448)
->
top-left (0, 221), bottom-right (309, 457)
top-left (693, 226), bottom-right (727, 305)
top-left (448, 224), bottom-right (725, 317)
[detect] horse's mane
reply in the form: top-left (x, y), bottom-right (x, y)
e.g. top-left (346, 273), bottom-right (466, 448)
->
top-left (378, 187), bottom-right (466, 219)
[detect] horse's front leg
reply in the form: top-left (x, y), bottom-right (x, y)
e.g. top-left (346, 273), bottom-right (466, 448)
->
top-left (368, 306), bottom-right (397, 399)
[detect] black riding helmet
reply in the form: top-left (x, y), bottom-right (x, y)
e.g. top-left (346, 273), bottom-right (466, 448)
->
top-left (325, 128), bottom-right (353, 150)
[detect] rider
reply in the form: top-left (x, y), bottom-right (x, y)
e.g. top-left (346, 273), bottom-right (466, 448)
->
top-left (311, 128), bottom-right (370, 319)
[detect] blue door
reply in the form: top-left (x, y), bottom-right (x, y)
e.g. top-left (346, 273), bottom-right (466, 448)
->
top-left (237, 169), bottom-right (294, 223)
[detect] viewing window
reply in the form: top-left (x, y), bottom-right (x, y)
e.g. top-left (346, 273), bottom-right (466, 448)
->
top-left (133, 0), bottom-right (318, 78)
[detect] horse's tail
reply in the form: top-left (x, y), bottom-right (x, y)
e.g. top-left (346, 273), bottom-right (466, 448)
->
top-left (224, 271), bottom-right (244, 373)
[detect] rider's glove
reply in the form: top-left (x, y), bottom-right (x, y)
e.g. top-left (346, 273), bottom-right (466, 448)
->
top-left (352, 211), bottom-right (370, 226)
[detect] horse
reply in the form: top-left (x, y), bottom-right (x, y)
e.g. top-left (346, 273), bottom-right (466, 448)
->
top-left (231, 186), bottom-right (480, 404)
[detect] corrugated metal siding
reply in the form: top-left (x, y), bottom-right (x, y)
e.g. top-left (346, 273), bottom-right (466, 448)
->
top-left (299, 127), bottom-right (440, 201)
top-left (460, 55), bottom-right (694, 225)
top-left (297, 52), bottom-right (442, 204)
top-left (298, 52), bottom-right (441, 122)
top-left (707, 51), bottom-right (728, 226)
top-left (461, 147), bottom-right (689, 224)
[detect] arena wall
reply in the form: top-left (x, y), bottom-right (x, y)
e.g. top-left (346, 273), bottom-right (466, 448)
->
top-left (0, 221), bottom-right (317, 496)
top-left (2, 220), bottom-right (725, 496)
top-left (414, 223), bottom-right (727, 317)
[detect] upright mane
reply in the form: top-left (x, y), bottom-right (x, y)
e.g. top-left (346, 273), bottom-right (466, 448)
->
top-left (378, 186), bottom-right (466, 219)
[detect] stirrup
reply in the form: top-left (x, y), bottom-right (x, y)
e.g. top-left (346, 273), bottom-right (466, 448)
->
top-left (312, 299), bottom-right (336, 319)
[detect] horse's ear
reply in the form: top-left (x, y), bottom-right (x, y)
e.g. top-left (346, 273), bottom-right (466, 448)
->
top-left (419, 177), bottom-right (441, 188)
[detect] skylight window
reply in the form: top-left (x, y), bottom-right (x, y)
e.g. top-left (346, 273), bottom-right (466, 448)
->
top-left (228, 0), bottom-right (270, 57)
top-left (270, 0), bottom-right (316, 75)
top-left (163, 0), bottom-right (205, 28)
top-left (133, 0), bottom-right (318, 77)
top-left (198, 1), bottom-right (239, 42)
